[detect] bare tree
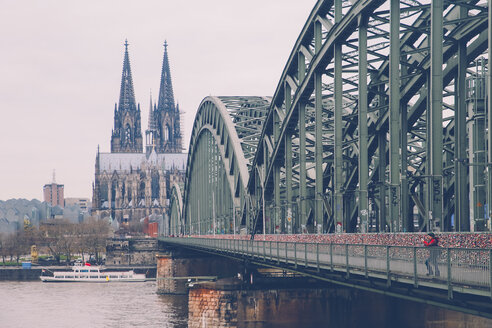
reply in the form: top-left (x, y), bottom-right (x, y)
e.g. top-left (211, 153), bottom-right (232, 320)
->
top-left (73, 223), bottom-right (88, 263)
top-left (39, 220), bottom-right (73, 263)
top-left (18, 216), bottom-right (114, 265)
top-left (127, 220), bottom-right (144, 234)
top-left (82, 218), bottom-right (110, 263)
top-left (0, 233), bottom-right (6, 264)
top-left (23, 218), bottom-right (38, 249)
top-left (0, 231), bottom-right (30, 264)
top-left (4, 234), bottom-right (16, 262)
top-left (13, 231), bottom-right (30, 263)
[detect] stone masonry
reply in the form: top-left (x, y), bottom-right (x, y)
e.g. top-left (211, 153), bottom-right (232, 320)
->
top-left (106, 237), bottom-right (158, 266)
top-left (156, 248), bottom-right (244, 295)
top-left (188, 288), bottom-right (238, 328)
top-left (187, 281), bottom-right (492, 328)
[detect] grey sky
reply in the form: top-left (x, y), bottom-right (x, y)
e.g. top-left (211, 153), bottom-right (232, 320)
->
top-left (0, 0), bottom-right (314, 200)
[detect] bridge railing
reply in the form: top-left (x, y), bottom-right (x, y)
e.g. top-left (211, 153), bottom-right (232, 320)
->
top-left (160, 237), bottom-right (492, 298)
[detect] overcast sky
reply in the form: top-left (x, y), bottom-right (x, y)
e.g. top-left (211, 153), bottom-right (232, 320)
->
top-left (0, 0), bottom-right (315, 201)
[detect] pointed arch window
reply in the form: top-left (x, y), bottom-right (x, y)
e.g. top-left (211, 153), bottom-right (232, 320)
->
top-left (151, 172), bottom-right (160, 201)
top-left (165, 124), bottom-right (170, 141)
top-left (138, 181), bottom-right (146, 207)
top-left (124, 124), bottom-right (132, 146)
top-left (127, 182), bottom-right (132, 203)
top-left (100, 183), bottom-right (108, 207)
top-left (111, 180), bottom-right (118, 208)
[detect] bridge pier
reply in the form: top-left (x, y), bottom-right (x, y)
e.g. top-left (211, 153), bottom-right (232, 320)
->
top-left (187, 280), bottom-right (492, 328)
top-left (156, 247), bottom-right (243, 294)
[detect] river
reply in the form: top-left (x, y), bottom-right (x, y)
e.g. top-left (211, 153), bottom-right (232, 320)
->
top-left (0, 281), bottom-right (188, 328)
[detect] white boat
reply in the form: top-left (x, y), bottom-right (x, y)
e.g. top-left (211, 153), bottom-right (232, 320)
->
top-left (40, 263), bottom-right (146, 283)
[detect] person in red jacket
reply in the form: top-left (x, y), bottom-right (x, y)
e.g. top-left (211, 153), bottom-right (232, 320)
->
top-left (423, 232), bottom-right (440, 276)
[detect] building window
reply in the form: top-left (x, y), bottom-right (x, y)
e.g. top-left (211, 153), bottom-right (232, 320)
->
top-left (164, 125), bottom-right (170, 141)
top-left (151, 173), bottom-right (160, 200)
top-left (124, 124), bottom-right (131, 146)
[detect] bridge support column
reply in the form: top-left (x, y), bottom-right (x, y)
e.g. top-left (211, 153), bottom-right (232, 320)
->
top-left (455, 5), bottom-right (469, 232)
top-left (188, 280), bottom-right (492, 328)
top-left (358, 16), bottom-right (369, 233)
top-left (389, 0), bottom-right (401, 232)
top-left (334, 0), bottom-right (344, 232)
top-left (314, 19), bottom-right (324, 233)
top-left (156, 249), bottom-right (243, 295)
top-left (429, 0), bottom-right (444, 231)
top-left (488, 0), bottom-right (492, 232)
top-left (285, 132), bottom-right (293, 234)
top-left (189, 284), bottom-right (340, 328)
top-left (187, 281), bottom-right (492, 328)
top-left (298, 101), bottom-right (307, 234)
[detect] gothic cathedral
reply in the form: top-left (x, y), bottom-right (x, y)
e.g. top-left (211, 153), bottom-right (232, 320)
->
top-left (110, 41), bottom-right (143, 153)
top-left (92, 41), bottom-right (187, 231)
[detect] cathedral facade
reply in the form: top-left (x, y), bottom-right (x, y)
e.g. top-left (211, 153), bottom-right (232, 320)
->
top-left (92, 41), bottom-right (187, 225)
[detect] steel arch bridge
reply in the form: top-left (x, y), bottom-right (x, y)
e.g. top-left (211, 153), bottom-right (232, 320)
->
top-left (170, 0), bottom-right (492, 237)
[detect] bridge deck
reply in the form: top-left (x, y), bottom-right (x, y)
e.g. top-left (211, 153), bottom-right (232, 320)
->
top-left (159, 236), bottom-right (492, 318)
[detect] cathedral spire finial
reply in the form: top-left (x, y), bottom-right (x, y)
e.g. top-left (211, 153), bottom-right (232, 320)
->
top-left (148, 89), bottom-right (156, 130)
top-left (111, 41), bottom-right (143, 153)
top-left (118, 39), bottom-right (137, 112)
top-left (157, 40), bottom-right (175, 113)
top-left (154, 41), bottom-right (182, 153)
top-left (146, 88), bottom-right (158, 156)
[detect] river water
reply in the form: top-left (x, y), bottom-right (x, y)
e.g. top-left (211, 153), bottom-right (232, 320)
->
top-left (0, 281), bottom-right (188, 328)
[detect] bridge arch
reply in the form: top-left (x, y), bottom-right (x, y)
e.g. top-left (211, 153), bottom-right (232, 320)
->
top-left (247, 0), bottom-right (490, 236)
top-left (169, 182), bottom-right (183, 235)
top-left (181, 96), bottom-right (269, 235)
top-left (171, 1), bottom-right (491, 237)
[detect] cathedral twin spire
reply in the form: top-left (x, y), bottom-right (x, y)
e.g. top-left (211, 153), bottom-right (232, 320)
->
top-left (111, 40), bottom-right (142, 153)
top-left (148, 40), bottom-right (182, 154)
top-left (158, 41), bottom-right (175, 113)
top-left (111, 40), bottom-right (182, 154)
top-left (118, 40), bottom-right (137, 112)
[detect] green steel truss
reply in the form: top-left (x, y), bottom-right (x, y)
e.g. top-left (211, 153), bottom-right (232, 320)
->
top-left (169, 182), bottom-right (183, 235)
top-left (180, 96), bottom-right (270, 235)
top-left (170, 0), bottom-right (492, 236)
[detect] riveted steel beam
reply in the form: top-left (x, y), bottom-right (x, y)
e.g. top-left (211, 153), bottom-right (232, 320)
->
top-left (315, 19), bottom-right (324, 232)
top-left (358, 15), bottom-right (369, 233)
top-left (488, 0), bottom-right (492, 231)
top-left (389, 0), bottom-right (400, 232)
top-left (455, 5), bottom-right (469, 232)
top-left (429, 0), bottom-right (444, 231)
top-left (334, 0), bottom-right (344, 232)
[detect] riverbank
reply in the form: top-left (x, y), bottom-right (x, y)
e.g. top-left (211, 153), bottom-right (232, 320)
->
top-left (0, 265), bottom-right (156, 281)
top-left (0, 267), bottom-right (43, 280)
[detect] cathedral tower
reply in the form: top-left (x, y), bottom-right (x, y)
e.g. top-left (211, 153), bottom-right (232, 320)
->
top-left (146, 92), bottom-right (157, 155)
top-left (152, 41), bottom-right (182, 153)
top-left (111, 40), bottom-right (143, 153)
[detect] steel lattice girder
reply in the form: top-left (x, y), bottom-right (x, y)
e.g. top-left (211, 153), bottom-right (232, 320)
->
top-left (246, 0), bottom-right (490, 234)
top-left (173, 0), bottom-right (491, 236)
top-left (182, 96), bottom-right (269, 234)
top-left (169, 182), bottom-right (183, 235)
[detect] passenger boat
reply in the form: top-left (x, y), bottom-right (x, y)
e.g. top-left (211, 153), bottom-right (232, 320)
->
top-left (40, 262), bottom-right (146, 283)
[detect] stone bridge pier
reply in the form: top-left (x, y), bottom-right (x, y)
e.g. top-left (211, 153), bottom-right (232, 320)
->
top-left (156, 243), bottom-right (244, 294)
top-left (187, 282), bottom-right (492, 328)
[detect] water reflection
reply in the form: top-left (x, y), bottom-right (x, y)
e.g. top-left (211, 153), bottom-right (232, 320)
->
top-left (0, 281), bottom-right (188, 328)
top-left (157, 294), bottom-right (188, 328)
